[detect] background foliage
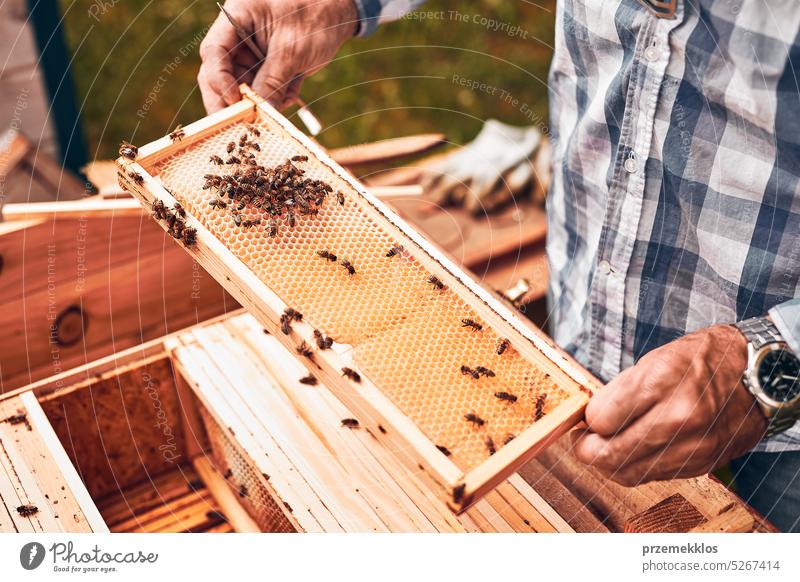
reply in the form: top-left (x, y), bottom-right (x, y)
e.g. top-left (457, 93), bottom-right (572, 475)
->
top-left (60, 0), bottom-right (556, 160)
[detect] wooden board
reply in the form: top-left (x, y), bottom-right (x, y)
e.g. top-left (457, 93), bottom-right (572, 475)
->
top-left (38, 356), bottom-right (187, 499)
top-left (0, 212), bottom-right (235, 391)
top-left (116, 85), bottom-right (597, 512)
top-left (0, 395), bottom-right (106, 532)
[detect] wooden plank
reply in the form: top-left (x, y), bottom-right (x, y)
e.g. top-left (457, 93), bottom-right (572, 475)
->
top-left (328, 133), bottom-right (446, 167)
top-left (1, 197), bottom-right (142, 221)
top-left (690, 504), bottom-right (754, 533)
top-left (173, 345), bottom-right (323, 532)
top-left (504, 473), bottom-right (574, 533)
top-left (20, 392), bottom-right (107, 532)
top-left (0, 213), bottom-right (233, 392)
top-left (222, 318), bottom-right (434, 532)
top-left (192, 456), bottom-right (260, 532)
top-left (192, 325), bottom-right (389, 532)
top-left (0, 399), bottom-right (61, 531)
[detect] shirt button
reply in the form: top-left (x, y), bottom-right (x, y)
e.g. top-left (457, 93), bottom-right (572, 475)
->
top-left (624, 153), bottom-right (638, 173)
top-left (598, 260), bottom-right (612, 275)
top-left (644, 44), bottom-right (660, 62)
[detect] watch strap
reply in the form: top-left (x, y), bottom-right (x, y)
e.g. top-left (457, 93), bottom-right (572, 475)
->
top-left (766, 408), bottom-right (800, 438)
top-left (735, 317), bottom-right (783, 349)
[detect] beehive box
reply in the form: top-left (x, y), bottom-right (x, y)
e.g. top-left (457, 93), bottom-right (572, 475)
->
top-left (116, 85), bottom-right (599, 512)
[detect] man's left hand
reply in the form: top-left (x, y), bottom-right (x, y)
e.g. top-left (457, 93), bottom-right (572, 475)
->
top-left (572, 324), bottom-right (767, 486)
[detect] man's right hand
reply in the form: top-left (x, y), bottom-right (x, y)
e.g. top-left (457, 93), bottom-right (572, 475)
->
top-left (198, 0), bottom-right (359, 113)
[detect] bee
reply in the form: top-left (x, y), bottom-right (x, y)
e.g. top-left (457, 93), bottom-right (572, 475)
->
top-left (232, 212), bottom-right (242, 227)
top-left (291, 155), bottom-right (308, 162)
top-left (151, 199), bottom-right (168, 220)
top-left (475, 366), bottom-right (495, 378)
top-left (16, 504), bottom-right (38, 517)
top-left (452, 484), bottom-right (466, 505)
top-left (242, 219), bottom-right (261, 229)
top-left (436, 445), bottom-right (452, 457)
top-left (239, 133), bottom-right (248, 147)
top-left (313, 329), bottom-right (333, 350)
top-left (238, 485), bottom-right (248, 498)
top-left (173, 202), bottom-right (186, 217)
top-left (427, 275), bottom-right (445, 290)
top-left (377, 425), bottom-right (387, 434)
top-left (299, 375), bottom-right (318, 386)
top-left (316, 250), bottom-right (338, 262)
top-left (128, 170), bottom-right (144, 185)
top-left (280, 314), bottom-right (291, 335)
top-left (169, 125), bottom-right (185, 141)
top-left (340, 259), bottom-right (356, 276)
top-left (341, 367), bottom-right (361, 383)
top-left (227, 141), bottom-right (236, 153)
top-left (284, 307), bottom-right (303, 321)
top-left (249, 142), bottom-right (261, 152)
top-left (2, 413), bottom-right (27, 425)
top-left (503, 434), bottom-right (516, 445)
top-left (485, 437), bottom-right (496, 455)
top-left (494, 391), bottom-right (517, 403)
top-left (268, 219), bottom-right (279, 237)
top-left (341, 418), bottom-right (360, 428)
top-left (209, 198), bottom-right (227, 210)
top-left (296, 341), bottom-right (313, 358)
top-left (223, 468), bottom-right (233, 480)
top-left (386, 245), bottom-right (404, 258)
top-left (461, 318), bottom-right (482, 331)
top-left (226, 155), bottom-right (241, 165)
top-left (287, 211), bottom-right (296, 228)
top-left (183, 227), bottom-right (197, 247)
top-left (119, 140), bottom-right (138, 159)
top-left (336, 191), bottom-right (344, 205)
top-left (210, 155), bottom-right (224, 165)
top-left (460, 365), bottom-right (480, 380)
top-left (496, 338), bottom-right (511, 355)
top-left (247, 124), bottom-right (261, 137)
top-left (534, 393), bottom-right (547, 421)
top-left (464, 413), bottom-right (485, 427)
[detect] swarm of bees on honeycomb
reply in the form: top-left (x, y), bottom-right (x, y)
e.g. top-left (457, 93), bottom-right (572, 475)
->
top-left (120, 118), bottom-right (574, 473)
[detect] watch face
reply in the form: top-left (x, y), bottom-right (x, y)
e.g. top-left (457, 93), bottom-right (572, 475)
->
top-left (758, 348), bottom-right (800, 403)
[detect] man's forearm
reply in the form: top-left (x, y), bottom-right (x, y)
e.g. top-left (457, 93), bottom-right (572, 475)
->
top-left (352, 0), bottom-right (427, 36)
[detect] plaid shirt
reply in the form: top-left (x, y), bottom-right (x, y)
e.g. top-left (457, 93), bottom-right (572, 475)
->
top-left (357, 0), bottom-right (800, 451)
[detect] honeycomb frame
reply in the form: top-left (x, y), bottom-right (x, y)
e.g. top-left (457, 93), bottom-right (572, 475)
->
top-left (117, 85), bottom-right (597, 513)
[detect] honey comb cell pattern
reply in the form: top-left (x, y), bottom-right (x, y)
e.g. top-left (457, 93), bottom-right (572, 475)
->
top-left (353, 297), bottom-right (570, 472)
top-left (118, 90), bottom-right (592, 510)
top-left (154, 119), bottom-right (576, 473)
top-left (155, 122), bottom-right (432, 347)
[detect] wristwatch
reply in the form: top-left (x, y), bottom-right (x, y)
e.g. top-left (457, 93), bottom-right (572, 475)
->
top-left (735, 316), bottom-right (800, 437)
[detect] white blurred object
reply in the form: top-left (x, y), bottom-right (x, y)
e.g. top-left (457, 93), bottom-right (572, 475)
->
top-left (422, 119), bottom-right (543, 214)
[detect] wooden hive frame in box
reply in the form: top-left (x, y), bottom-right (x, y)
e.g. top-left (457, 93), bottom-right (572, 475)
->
top-left (116, 84), bottom-right (599, 512)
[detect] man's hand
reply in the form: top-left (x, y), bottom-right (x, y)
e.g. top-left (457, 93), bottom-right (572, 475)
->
top-left (572, 324), bottom-right (767, 486)
top-left (198, 0), bottom-right (358, 113)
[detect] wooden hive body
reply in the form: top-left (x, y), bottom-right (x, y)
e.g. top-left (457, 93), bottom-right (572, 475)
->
top-left (116, 85), bottom-right (599, 512)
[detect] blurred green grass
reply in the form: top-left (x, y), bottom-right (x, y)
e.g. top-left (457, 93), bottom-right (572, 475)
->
top-left (60, 0), bottom-right (555, 160)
